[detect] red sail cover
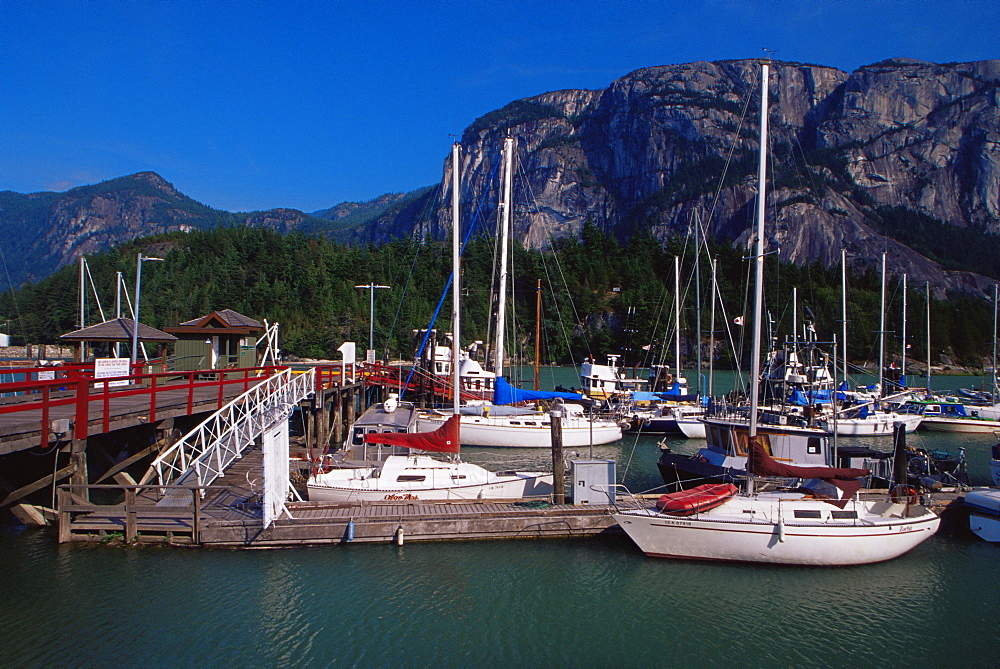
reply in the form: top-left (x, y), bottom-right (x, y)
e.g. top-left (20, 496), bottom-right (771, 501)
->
top-left (363, 414), bottom-right (460, 454)
top-left (747, 440), bottom-right (869, 501)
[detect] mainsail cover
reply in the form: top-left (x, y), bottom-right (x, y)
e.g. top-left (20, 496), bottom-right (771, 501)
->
top-left (493, 376), bottom-right (584, 405)
top-left (747, 440), bottom-right (869, 501)
top-left (363, 414), bottom-right (460, 453)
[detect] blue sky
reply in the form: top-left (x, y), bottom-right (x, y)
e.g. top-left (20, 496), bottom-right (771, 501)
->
top-left (2, 0), bottom-right (997, 213)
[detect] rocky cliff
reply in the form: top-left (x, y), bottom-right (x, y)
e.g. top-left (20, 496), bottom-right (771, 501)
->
top-left (425, 58), bottom-right (1000, 298)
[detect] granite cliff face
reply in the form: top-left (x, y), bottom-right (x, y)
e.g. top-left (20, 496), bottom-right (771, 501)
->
top-left (424, 58), bottom-right (1000, 298)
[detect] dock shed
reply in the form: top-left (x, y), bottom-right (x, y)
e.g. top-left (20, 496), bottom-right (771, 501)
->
top-left (165, 309), bottom-right (263, 371)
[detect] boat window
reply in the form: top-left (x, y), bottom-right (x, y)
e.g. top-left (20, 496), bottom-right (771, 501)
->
top-left (807, 438), bottom-right (821, 455)
top-left (451, 475), bottom-right (466, 480)
top-left (396, 475), bottom-right (426, 482)
top-left (831, 510), bottom-right (858, 520)
top-left (793, 510), bottom-right (822, 519)
top-left (510, 421), bottom-right (521, 425)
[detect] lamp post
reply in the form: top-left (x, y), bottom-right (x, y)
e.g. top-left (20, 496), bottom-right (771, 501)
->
top-left (131, 253), bottom-right (165, 366)
top-left (355, 283), bottom-right (390, 357)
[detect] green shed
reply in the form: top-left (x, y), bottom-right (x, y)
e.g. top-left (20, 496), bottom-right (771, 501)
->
top-left (165, 309), bottom-right (264, 371)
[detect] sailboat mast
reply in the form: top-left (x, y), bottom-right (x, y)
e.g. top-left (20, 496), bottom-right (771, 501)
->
top-left (748, 61), bottom-right (770, 437)
top-left (694, 215), bottom-right (703, 396)
top-left (451, 142), bottom-right (462, 415)
top-left (841, 248), bottom-right (848, 384)
top-left (534, 279), bottom-right (541, 390)
top-left (926, 281), bottom-right (932, 394)
top-left (993, 284), bottom-right (998, 401)
top-left (879, 252), bottom-right (886, 397)
top-left (674, 255), bottom-right (681, 385)
top-left (494, 136), bottom-right (513, 378)
top-left (901, 273), bottom-right (907, 390)
top-left (709, 257), bottom-right (718, 398)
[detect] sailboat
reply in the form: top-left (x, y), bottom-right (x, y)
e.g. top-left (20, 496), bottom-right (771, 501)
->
top-left (307, 143), bottom-right (554, 502)
top-left (417, 136), bottom-right (623, 448)
top-left (614, 61), bottom-right (940, 565)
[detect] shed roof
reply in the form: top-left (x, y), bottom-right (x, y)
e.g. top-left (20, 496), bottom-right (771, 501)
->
top-left (167, 309), bottom-right (263, 335)
top-left (60, 318), bottom-right (178, 342)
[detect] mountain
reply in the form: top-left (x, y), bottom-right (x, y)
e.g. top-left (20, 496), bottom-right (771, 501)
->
top-left (415, 57), bottom-right (1000, 298)
top-left (4, 57), bottom-right (1000, 299)
top-left (0, 172), bottom-right (347, 286)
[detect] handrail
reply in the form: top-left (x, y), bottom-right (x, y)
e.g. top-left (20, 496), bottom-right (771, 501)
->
top-left (143, 368), bottom-right (315, 490)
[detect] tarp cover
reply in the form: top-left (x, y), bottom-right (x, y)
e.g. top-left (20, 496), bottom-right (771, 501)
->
top-left (493, 376), bottom-right (584, 405)
top-left (363, 414), bottom-right (460, 453)
top-left (747, 440), bottom-right (868, 502)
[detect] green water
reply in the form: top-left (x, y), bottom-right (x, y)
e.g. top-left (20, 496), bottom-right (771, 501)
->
top-left (2, 369), bottom-right (999, 667)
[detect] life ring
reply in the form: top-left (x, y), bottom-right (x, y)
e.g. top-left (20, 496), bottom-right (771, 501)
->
top-left (890, 485), bottom-right (918, 505)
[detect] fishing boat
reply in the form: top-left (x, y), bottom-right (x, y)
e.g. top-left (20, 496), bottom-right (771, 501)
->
top-left (900, 397), bottom-right (1000, 433)
top-left (614, 61), bottom-right (940, 565)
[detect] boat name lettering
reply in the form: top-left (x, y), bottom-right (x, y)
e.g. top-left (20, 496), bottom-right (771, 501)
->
top-left (384, 493), bottom-right (419, 501)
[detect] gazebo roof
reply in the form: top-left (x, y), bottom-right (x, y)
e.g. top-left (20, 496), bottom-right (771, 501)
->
top-left (60, 318), bottom-right (178, 342)
top-left (166, 309), bottom-right (264, 335)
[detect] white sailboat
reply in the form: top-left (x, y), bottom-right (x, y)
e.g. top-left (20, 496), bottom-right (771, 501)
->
top-left (614, 61), bottom-right (940, 565)
top-left (418, 136), bottom-right (622, 448)
top-left (307, 143), bottom-right (553, 502)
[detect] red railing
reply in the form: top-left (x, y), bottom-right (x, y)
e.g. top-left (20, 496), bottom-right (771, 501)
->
top-left (0, 361), bottom-right (420, 449)
top-left (0, 365), bottom-right (288, 446)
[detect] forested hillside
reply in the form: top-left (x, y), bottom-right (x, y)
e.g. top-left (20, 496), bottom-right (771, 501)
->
top-left (1, 225), bottom-right (993, 371)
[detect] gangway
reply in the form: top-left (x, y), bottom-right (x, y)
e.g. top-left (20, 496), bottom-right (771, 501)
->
top-left (141, 367), bottom-right (315, 525)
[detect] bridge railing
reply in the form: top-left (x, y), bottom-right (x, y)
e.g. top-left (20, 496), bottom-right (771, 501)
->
top-left (143, 368), bottom-right (316, 490)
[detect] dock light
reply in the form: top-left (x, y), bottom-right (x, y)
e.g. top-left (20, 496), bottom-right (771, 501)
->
top-left (131, 254), bottom-right (165, 365)
top-left (355, 283), bottom-right (390, 356)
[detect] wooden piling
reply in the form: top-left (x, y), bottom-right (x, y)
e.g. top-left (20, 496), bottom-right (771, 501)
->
top-left (551, 408), bottom-right (565, 504)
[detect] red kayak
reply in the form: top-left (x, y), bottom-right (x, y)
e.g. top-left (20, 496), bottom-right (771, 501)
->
top-left (655, 483), bottom-right (738, 516)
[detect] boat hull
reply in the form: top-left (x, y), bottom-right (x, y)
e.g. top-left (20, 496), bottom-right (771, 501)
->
top-left (417, 415), bottom-right (622, 448)
top-left (818, 413), bottom-right (922, 436)
top-left (614, 496), bottom-right (940, 565)
top-left (919, 417), bottom-right (1000, 433)
top-left (307, 471), bottom-right (554, 503)
top-left (965, 488), bottom-right (1000, 542)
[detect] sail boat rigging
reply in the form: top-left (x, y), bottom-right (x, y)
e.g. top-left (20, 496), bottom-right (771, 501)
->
top-left (306, 143), bottom-right (554, 500)
top-left (615, 60), bottom-right (940, 565)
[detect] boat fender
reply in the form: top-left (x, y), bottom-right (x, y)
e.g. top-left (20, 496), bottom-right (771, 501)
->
top-left (345, 520), bottom-right (355, 542)
top-left (776, 521), bottom-right (785, 543)
top-left (890, 485), bottom-right (919, 505)
top-left (395, 526), bottom-right (405, 546)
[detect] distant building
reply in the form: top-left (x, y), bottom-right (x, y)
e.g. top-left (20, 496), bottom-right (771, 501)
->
top-left (165, 309), bottom-right (264, 371)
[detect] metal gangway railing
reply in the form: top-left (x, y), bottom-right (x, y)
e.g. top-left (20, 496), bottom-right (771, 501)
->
top-left (140, 367), bottom-right (315, 492)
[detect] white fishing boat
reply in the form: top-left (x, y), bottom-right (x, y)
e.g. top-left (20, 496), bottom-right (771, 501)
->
top-left (901, 398), bottom-right (1000, 433)
top-left (615, 61), bottom-right (939, 566)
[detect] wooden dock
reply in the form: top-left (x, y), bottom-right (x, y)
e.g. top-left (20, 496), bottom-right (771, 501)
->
top-left (53, 441), bottom-right (975, 548)
top-left (55, 442), bottom-right (630, 547)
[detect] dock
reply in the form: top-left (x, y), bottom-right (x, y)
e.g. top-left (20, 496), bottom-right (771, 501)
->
top-left (53, 441), bottom-right (975, 548)
top-left (54, 442), bottom-right (631, 547)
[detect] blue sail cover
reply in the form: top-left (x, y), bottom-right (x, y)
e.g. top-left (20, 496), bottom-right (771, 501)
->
top-left (787, 389), bottom-right (849, 406)
top-left (493, 376), bottom-right (585, 405)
